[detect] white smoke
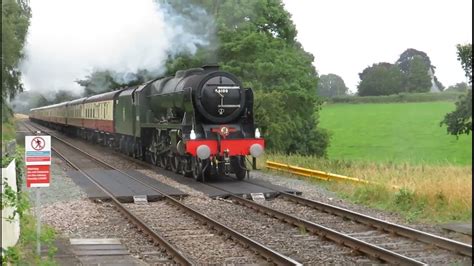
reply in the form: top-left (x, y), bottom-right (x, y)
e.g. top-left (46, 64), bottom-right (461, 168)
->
top-left (20, 0), bottom-right (214, 100)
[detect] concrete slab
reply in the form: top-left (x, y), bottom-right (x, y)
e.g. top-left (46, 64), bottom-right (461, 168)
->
top-left (70, 238), bottom-right (122, 245)
top-left (41, 238), bottom-right (82, 265)
top-left (78, 255), bottom-right (147, 266)
top-left (152, 167), bottom-right (229, 198)
top-left (151, 167), bottom-right (300, 198)
top-left (124, 169), bottom-right (186, 197)
top-left (68, 238), bottom-right (147, 265)
top-left (67, 169), bottom-right (107, 198)
top-left (246, 178), bottom-right (302, 195)
top-left (66, 169), bottom-right (186, 202)
top-left (441, 222), bottom-right (472, 236)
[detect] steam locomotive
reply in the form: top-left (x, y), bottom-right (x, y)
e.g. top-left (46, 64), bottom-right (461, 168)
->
top-left (29, 65), bottom-right (265, 181)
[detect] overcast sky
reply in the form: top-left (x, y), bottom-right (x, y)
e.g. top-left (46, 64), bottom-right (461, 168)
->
top-left (282, 0), bottom-right (472, 92)
top-left (21, 0), bottom-right (472, 95)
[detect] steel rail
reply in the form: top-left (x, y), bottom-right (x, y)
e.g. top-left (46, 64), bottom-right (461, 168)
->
top-left (201, 181), bottom-right (426, 265)
top-left (279, 191), bottom-right (472, 257)
top-left (26, 121), bottom-right (301, 266)
top-left (230, 194), bottom-right (426, 265)
top-left (23, 122), bottom-right (194, 265)
top-left (242, 177), bottom-right (473, 258)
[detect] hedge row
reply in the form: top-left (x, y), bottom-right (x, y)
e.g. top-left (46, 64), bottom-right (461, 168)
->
top-left (327, 92), bottom-right (465, 104)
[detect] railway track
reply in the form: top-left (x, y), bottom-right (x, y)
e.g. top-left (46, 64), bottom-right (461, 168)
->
top-left (23, 121), bottom-right (300, 265)
top-left (260, 196), bottom-right (471, 264)
top-left (23, 120), bottom-right (472, 265)
top-left (100, 140), bottom-right (472, 265)
top-left (254, 189), bottom-right (471, 264)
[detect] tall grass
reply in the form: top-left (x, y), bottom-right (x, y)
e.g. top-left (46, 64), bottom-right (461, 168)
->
top-left (264, 153), bottom-right (472, 223)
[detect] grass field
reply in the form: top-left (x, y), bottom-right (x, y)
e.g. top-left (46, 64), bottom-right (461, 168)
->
top-left (318, 101), bottom-right (472, 165)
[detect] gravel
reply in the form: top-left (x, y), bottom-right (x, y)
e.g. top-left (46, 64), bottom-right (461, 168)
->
top-left (183, 196), bottom-right (373, 264)
top-left (125, 201), bottom-right (268, 264)
top-left (260, 197), bottom-right (470, 265)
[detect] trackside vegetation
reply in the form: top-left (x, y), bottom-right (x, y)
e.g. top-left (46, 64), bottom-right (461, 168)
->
top-left (264, 153), bottom-right (472, 223)
top-left (1, 119), bottom-right (58, 265)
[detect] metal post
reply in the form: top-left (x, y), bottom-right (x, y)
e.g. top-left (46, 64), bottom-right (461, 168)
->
top-left (36, 188), bottom-right (41, 256)
top-left (252, 157), bottom-right (257, 170)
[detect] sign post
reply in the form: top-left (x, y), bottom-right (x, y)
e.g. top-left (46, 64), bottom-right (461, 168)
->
top-left (25, 133), bottom-right (51, 256)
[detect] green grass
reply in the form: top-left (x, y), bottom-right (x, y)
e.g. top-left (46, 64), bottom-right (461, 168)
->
top-left (319, 101), bottom-right (472, 165)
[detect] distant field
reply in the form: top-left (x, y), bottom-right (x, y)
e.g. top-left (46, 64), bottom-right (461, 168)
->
top-left (319, 102), bottom-right (472, 165)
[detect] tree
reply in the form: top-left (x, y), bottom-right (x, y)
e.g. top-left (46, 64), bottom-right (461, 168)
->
top-left (445, 82), bottom-right (471, 93)
top-left (1, 0), bottom-right (31, 121)
top-left (357, 63), bottom-right (404, 96)
top-left (441, 44), bottom-right (472, 136)
top-left (396, 48), bottom-right (443, 91)
top-left (163, 0), bottom-right (329, 156)
top-left (456, 44), bottom-right (472, 84)
top-left (441, 90), bottom-right (472, 137)
top-left (318, 74), bottom-right (348, 98)
top-left (396, 48), bottom-right (432, 73)
top-left (403, 57), bottom-right (432, 93)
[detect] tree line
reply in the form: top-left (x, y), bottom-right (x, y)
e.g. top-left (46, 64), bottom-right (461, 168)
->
top-left (317, 48), bottom-right (450, 99)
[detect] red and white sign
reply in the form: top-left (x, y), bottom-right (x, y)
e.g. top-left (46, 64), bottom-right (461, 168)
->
top-left (26, 165), bottom-right (51, 188)
top-left (25, 135), bottom-right (51, 188)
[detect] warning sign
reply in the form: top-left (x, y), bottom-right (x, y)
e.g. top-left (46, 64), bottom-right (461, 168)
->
top-left (31, 136), bottom-right (46, 150)
top-left (25, 135), bottom-right (51, 188)
top-left (26, 165), bottom-right (50, 188)
top-left (25, 135), bottom-right (51, 166)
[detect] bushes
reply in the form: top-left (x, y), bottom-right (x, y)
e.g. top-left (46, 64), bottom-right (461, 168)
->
top-left (329, 92), bottom-right (464, 104)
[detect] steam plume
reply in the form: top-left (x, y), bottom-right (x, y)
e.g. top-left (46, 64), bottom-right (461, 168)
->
top-left (19, 0), bottom-right (215, 100)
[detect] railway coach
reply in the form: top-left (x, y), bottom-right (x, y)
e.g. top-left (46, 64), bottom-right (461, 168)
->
top-left (30, 65), bottom-right (265, 181)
